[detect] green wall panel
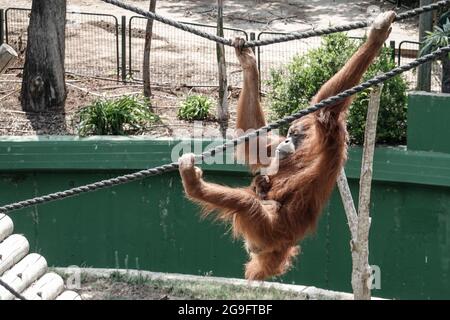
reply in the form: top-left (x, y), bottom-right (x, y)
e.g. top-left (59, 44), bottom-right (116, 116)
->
top-left (0, 137), bottom-right (449, 299)
top-left (407, 92), bottom-right (450, 154)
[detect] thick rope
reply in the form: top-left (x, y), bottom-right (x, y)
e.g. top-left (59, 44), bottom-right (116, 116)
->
top-left (101, 0), bottom-right (450, 47)
top-left (102, 0), bottom-right (232, 47)
top-left (249, 0), bottom-right (450, 47)
top-left (0, 45), bottom-right (449, 214)
top-left (0, 278), bottom-right (27, 300)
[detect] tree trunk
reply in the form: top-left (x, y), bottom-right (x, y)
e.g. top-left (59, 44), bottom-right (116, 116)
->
top-left (21, 0), bottom-right (66, 112)
top-left (143, 0), bottom-right (157, 106)
top-left (216, 0), bottom-right (228, 138)
top-left (338, 84), bottom-right (383, 300)
top-left (441, 55), bottom-right (450, 94)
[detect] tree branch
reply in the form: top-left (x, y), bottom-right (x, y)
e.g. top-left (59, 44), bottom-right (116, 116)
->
top-left (337, 168), bottom-right (358, 242)
top-left (353, 83), bottom-right (384, 300)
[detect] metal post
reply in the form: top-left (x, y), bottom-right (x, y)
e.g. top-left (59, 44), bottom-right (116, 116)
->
top-left (121, 15), bottom-right (126, 82)
top-left (389, 40), bottom-right (396, 64)
top-left (0, 9), bottom-right (4, 45)
top-left (128, 17), bottom-right (133, 81)
top-left (250, 32), bottom-right (256, 54)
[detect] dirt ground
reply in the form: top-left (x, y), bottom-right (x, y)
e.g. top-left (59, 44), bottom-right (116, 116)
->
top-left (0, 73), bottom-right (247, 136)
top-left (0, 0), bottom-right (420, 39)
top-left (69, 272), bottom-right (309, 300)
top-left (0, 0), bottom-right (424, 137)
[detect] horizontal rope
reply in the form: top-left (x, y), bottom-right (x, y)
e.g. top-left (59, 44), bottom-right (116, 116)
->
top-left (0, 278), bottom-right (27, 300)
top-left (101, 0), bottom-right (450, 47)
top-left (251, 0), bottom-right (450, 48)
top-left (102, 0), bottom-right (232, 47)
top-left (0, 44), bottom-right (449, 214)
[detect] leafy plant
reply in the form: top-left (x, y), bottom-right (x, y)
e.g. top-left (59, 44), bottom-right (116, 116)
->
top-left (77, 95), bottom-right (159, 136)
top-left (267, 33), bottom-right (408, 145)
top-left (420, 17), bottom-right (450, 93)
top-left (420, 18), bottom-right (450, 55)
top-left (177, 94), bottom-right (213, 121)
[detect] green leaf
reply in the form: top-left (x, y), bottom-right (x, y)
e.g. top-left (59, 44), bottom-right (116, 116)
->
top-left (77, 95), bottom-right (159, 136)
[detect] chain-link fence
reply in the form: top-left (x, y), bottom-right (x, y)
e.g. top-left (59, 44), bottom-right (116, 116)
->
top-left (128, 16), bottom-right (248, 87)
top-left (257, 32), bottom-right (322, 92)
top-left (2, 7), bottom-right (443, 92)
top-left (5, 8), bottom-right (120, 78)
top-left (397, 40), bottom-right (442, 92)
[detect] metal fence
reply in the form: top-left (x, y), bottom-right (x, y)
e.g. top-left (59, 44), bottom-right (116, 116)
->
top-left (257, 33), bottom-right (367, 92)
top-left (128, 16), bottom-right (248, 87)
top-left (2, 7), bottom-right (443, 92)
top-left (397, 40), bottom-right (442, 92)
top-left (5, 8), bottom-right (119, 78)
top-left (257, 32), bottom-right (322, 92)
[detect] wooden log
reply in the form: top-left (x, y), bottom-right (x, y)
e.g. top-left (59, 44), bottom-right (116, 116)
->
top-left (56, 290), bottom-right (82, 300)
top-left (0, 44), bottom-right (18, 75)
top-left (0, 234), bottom-right (29, 275)
top-left (0, 214), bottom-right (14, 243)
top-left (20, 272), bottom-right (64, 300)
top-left (0, 253), bottom-right (47, 300)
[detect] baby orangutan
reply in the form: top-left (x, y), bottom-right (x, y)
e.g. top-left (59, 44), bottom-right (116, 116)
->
top-left (178, 11), bottom-right (396, 280)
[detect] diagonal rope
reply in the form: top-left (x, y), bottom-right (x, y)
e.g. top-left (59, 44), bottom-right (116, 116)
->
top-left (0, 278), bottom-right (27, 300)
top-left (0, 45), bottom-right (449, 214)
top-left (248, 0), bottom-right (450, 47)
top-left (101, 0), bottom-right (450, 47)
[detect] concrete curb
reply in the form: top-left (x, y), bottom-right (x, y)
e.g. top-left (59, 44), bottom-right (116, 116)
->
top-left (54, 267), bottom-right (386, 300)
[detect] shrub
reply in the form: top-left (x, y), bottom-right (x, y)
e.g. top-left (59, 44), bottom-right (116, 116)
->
top-left (77, 95), bottom-right (159, 136)
top-left (177, 94), bottom-right (213, 121)
top-left (267, 33), bottom-right (408, 145)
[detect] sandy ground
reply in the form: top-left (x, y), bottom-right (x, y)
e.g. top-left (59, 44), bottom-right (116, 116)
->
top-left (74, 274), bottom-right (308, 300)
top-left (0, 0), bottom-right (430, 137)
top-left (57, 270), bottom-right (312, 300)
top-left (0, 0), bottom-right (420, 40)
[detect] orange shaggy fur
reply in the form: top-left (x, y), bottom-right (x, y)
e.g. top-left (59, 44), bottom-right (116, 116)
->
top-left (178, 12), bottom-right (396, 280)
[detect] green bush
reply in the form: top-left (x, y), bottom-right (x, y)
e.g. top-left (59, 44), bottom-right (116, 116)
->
top-left (267, 33), bottom-right (408, 145)
top-left (77, 95), bottom-right (159, 136)
top-left (177, 94), bottom-right (213, 121)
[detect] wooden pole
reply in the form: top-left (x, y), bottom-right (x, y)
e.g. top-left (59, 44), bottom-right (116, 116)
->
top-left (0, 43), bottom-right (18, 75)
top-left (216, 0), bottom-right (228, 138)
top-left (143, 0), bottom-right (157, 104)
top-left (417, 0), bottom-right (433, 91)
